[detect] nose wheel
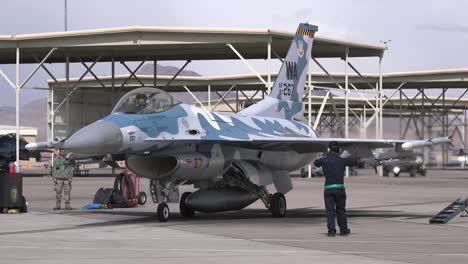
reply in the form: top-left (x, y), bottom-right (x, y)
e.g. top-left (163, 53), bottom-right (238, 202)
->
top-left (157, 202), bottom-right (170, 222)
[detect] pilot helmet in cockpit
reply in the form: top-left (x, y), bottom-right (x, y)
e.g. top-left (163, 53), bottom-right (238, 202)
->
top-left (135, 93), bottom-right (148, 108)
top-left (112, 87), bottom-right (179, 114)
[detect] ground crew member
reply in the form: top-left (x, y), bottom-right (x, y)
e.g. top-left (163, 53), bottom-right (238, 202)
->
top-left (314, 142), bottom-right (357, 237)
top-left (52, 149), bottom-right (74, 210)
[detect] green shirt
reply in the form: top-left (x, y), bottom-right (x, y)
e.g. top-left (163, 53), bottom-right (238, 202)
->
top-left (52, 157), bottom-right (74, 179)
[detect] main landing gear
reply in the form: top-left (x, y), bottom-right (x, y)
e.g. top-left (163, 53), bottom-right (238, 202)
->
top-left (150, 178), bottom-right (288, 222)
top-left (155, 191), bottom-right (287, 222)
top-left (179, 192), bottom-right (195, 218)
top-left (270, 192), bottom-right (287, 217)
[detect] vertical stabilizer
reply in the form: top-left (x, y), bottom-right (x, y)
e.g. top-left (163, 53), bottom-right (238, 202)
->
top-left (237, 23), bottom-right (318, 119)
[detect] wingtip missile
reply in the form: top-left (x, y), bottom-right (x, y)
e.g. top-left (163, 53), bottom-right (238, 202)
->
top-left (25, 142), bottom-right (47, 151)
top-left (25, 141), bottom-right (64, 151)
top-left (401, 136), bottom-right (452, 150)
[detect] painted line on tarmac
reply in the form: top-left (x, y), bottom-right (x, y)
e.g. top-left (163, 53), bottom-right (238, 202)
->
top-left (0, 245), bottom-right (331, 254)
top-left (436, 253), bottom-right (468, 256)
top-left (7, 235), bottom-right (467, 246)
top-left (13, 236), bottom-right (247, 241)
top-left (251, 239), bottom-right (468, 245)
top-left (341, 251), bottom-right (468, 257)
top-left (1, 245), bottom-right (466, 257)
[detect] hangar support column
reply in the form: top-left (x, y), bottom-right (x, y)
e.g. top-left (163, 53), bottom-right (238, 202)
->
top-left (15, 48), bottom-right (20, 171)
top-left (379, 55), bottom-right (383, 140)
top-left (344, 47), bottom-right (350, 177)
top-left (0, 47), bottom-right (57, 172)
top-left (111, 56), bottom-right (115, 106)
top-left (65, 56), bottom-right (70, 137)
top-left (307, 52), bottom-right (313, 178)
top-left (345, 47), bottom-right (349, 139)
top-left (267, 38), bottom-right (272, 95)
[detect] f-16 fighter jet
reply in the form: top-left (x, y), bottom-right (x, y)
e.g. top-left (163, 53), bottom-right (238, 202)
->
top-left (27, 23), bottom-right (450, 222)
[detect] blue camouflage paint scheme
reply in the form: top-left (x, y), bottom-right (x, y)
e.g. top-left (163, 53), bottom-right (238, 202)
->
top-left (196, 110), bottom-right (310, 141)
top-left (277, 101), bottom-right (303, 120)
top-left (237, 23), bottom-right (315, 121)
top-left (276, 35), bottom-right (309, 103)
top-left (106, 103), bottom-right (311, 142)
top-left (103, 105), bottom-right (188, 138)
top-left (276, 27), bottom-right (310, 118)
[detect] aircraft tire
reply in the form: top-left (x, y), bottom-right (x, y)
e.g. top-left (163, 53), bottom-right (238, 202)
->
top-left (394, 172), bottom-right (399, 177)
top-left (157, 202), bottom-right (170, 222)
top-left (271, 193), bottom-right (286, 218)
top-left (35, 153), bottom-right (42, 162)
top-left (179, 192), bottom-right (195, 218)
top-left (20, 196), bottom-right (28, 213)
top-left (420, 169), bottom-right (427, 176)
top-left (137, 192), bottom-right (147, 205)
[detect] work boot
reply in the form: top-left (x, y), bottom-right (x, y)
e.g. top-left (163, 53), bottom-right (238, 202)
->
top-left (340, 229), bottom-right (351, 236)
top-left (64, 203), bottom-right (72, 210)
top-left (327, 230), bottom-right (336, 237)
top-left (53, 202), bottom-right (61, 210)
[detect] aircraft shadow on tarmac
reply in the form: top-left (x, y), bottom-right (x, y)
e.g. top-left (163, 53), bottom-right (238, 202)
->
top-left (65, 207), bottom-right (432, 224)
top-left (0, 208), bottom-right (432, 237)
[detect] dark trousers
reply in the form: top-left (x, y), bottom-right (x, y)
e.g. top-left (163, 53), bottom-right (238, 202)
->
top-left (324, 188), bottom-right (348, 232)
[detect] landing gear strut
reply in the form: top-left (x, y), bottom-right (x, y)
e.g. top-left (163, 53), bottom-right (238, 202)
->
top-left (224, 162), bottom-right (289, 218)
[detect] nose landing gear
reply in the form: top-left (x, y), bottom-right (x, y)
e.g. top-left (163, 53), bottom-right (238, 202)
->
top-left (150, 179), bottom-right (179, 222)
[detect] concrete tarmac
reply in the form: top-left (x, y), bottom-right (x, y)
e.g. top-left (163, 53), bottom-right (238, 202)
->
top-left (1, 170), bottom-right (468, 264)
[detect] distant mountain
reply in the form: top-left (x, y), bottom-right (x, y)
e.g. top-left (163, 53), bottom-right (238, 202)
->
top-left (0, 97), bottom-right (47, 141)
top-left (138, 63), bottom-right (201, 77)
top-left (138, 62), bottom-right (215, 104)
top-left (0, 106), bottom-right (15, 124)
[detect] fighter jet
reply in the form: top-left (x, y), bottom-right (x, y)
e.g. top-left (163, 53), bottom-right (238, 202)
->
top-left (27, 23), bottom-right (451, 222)
top-left (0, 134), bottom-right (41, 166)
top-left (375, 137), bottom-right (452, 177)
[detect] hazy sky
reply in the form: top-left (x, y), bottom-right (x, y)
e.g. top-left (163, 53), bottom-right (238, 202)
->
top-left (1, 0), bottom-right (468, 105)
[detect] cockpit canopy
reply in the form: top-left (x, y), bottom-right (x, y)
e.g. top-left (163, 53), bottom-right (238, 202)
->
top-left (112, 87), bottom-right (179, 114)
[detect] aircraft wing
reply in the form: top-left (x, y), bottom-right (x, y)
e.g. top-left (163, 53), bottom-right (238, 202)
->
top-left (145, 136), bottom-right (450, 154)
top-left (247, 137), bottom-right (400, 153)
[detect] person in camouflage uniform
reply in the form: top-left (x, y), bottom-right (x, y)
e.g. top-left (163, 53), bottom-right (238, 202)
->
top-left (52, 149), bottom-right (74, 210)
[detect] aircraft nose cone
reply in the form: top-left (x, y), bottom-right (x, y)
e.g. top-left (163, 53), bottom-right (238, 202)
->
top-left (63, 121), bottom-right (123, 155)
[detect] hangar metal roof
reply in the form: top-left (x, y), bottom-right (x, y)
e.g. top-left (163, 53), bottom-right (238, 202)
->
top-left (194, 69), bottom-right (468, 89)
top-left (0, 26), bottom-right (385, 64)
top-left (206, 96), bottom-right (468, 115)
top-left (47, 68), bottom-right (468, 91)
